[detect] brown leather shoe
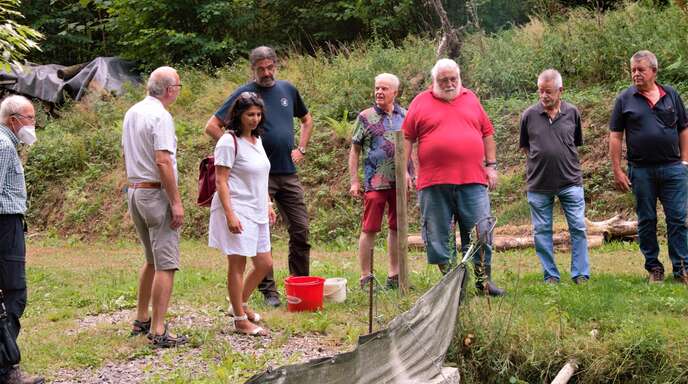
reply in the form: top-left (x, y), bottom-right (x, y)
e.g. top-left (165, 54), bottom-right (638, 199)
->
top-left (5, 367), bottom-right (45, 384)
top-left (648, 268), bottom-right (665, 284)
top-left (674, 273), bottom-right (688, 285)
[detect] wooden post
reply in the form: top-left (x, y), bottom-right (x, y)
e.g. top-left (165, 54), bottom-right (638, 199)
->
top-left (394, 131), bottom-right (409, 294)
top-left (368, 248), bottom-right (374, 334)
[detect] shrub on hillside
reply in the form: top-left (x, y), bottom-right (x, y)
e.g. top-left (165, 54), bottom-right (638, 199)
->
top-left (461, 3), bottom-right (688, 97)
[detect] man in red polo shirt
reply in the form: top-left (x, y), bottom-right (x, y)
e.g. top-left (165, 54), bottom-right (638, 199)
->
top-left (403, 58), bottom-right (505, 296)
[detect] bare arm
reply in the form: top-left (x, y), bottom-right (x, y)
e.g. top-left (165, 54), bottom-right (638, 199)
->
top-left (404, 138), bottom-right (415, 190)
top-left (609, 131), bottom-right (630, 192)
top-left (292, 112), bottom-right (314, 164)
top-left (204, 115), bottom-right (225, 142)
top-left (215, 165), bottom-right (243, 233)
top-left (298, 112), bottom-right (314, 149)
top-left (483, 134), bottom-right (498, 190)
top-left (348, 144), bottom-right (362, 197)
top-left (155, 150), bottom-right (183, 229)
top-left (483, 134), bottom-right (497, 163)
top-left (680, 128), bottom-right (688, 161)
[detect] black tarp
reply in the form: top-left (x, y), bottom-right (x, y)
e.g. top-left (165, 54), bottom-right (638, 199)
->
top-left (0, 57), bottom-right (140, 104)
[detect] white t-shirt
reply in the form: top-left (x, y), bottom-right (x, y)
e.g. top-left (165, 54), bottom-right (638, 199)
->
top-left (210, 133), bottom-right (271, 223)
top-left (122, 96), bottom-right (177, 183)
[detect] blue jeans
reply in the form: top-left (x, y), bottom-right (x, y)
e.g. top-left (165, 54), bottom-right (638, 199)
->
top-left (527, 185), bottom-right (589, 281)
top-left (419, 184), bottom-right (492, 266)
top-left (629, 162), bottom-right (688, 277)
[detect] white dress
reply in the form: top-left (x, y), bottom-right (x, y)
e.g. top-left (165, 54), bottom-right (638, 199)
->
top-left (208, 133), bottom-right (271, 255)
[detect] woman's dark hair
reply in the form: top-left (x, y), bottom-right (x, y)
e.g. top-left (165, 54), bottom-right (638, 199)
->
top-left (224, 91), bottom-right (265, 137)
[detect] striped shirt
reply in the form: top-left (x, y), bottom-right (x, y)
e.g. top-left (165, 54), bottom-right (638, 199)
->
top-left (0, 124), bottom-right (26, 214)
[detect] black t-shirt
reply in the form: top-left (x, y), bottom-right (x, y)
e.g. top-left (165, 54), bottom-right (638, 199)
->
top-left (609, 84), bottom-right (687, 166)
top-left (215, 80), bottom-right (309, 175)
top-left (519, 101), bottom-right (583, 193)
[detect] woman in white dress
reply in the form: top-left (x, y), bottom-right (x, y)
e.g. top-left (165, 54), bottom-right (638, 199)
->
top-left (208, 92), bottom-right (275, 336)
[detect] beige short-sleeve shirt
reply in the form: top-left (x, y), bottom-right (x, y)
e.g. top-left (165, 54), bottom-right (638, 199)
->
top-left (122, 96), bottom-right (177, 183)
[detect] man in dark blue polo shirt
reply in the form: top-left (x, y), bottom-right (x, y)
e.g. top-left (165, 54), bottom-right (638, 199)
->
top-left (609, 50), bottom-right (688, 285)
top-left (520, 69), bottom-right (589, 285)
top-left (205, 46), bottom-right (314, 306)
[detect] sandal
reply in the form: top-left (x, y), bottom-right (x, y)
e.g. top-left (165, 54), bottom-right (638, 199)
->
top-left (130, 318), bottom-right (151, 336)
top-left (148, 324), bottom-right (188, 348)
top-left (233, 314), bottom-right (268, 336)
top-left (227, 302), bottom-right (261, 323)
top-left (359, 274), bottom-right (375, 290)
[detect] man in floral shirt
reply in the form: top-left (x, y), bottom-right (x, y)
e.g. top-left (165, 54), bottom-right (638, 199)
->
top-left (348, 73), bottom-right (406, 289)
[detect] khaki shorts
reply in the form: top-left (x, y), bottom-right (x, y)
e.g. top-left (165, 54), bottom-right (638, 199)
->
top-left (127, 188), bottom-right (180, 271)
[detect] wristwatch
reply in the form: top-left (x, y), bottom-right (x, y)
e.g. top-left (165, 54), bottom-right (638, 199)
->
top-left (297, 146), bottom-right (307, 155)
top-left (682, 160), bottom-right (688, 167)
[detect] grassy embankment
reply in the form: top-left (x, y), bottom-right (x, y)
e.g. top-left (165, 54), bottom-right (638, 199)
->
top-left (19, 2), bottom-right (688, 382)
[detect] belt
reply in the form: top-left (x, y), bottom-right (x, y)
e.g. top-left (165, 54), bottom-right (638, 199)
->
top-left (129, 182), bottom-right (162, 189)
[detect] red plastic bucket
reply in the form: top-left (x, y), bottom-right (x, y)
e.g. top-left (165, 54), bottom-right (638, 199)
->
top-left (285, 276), bottom-right (325, 312)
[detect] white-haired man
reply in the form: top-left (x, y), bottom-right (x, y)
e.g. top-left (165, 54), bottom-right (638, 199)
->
top-left (403, 59), bottom-right (505, 296)
top-left (348, 73), bottom-right (406, 289)
top-left (519, 69), bottom-right (589, 285)
top-left (0, 95), bottom-right (44, 384)
top-left (123, 66), bottom-right (187, 347)
top-left (609, 50), bottom-right (688, 284)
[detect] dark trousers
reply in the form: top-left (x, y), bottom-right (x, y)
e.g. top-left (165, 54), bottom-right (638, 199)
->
top-left (0, 215), bottom-right (27, 379)
top-left (259, 174), bottom-right (311, 296)
top-left (629, 163), bottom-right (688, 277)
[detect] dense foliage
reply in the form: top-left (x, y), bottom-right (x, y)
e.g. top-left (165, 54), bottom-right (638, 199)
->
top-left (0, 0), bottom-right (42, 66)
top-left (17, 0), bottom-right (592, 68)
top-left (462, 1), bottom-right (688, 98)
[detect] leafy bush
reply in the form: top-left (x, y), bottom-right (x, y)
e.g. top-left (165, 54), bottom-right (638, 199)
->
top-left (461, 3), bottom-right (688, 98)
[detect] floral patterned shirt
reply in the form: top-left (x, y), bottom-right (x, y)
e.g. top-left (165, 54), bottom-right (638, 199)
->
top-left (351, 104), bottom-right (406, 191)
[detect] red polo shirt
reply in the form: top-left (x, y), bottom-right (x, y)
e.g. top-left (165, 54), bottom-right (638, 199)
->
top-left (403, 88), bottom-right (494, 190)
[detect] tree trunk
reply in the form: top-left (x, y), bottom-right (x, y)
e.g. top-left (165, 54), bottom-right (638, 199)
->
top-left (424, 0), bottom-right (462, 58)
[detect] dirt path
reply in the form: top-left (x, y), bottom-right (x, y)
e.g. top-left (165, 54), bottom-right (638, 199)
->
top-left (49, 307), bottom-right (347, 383)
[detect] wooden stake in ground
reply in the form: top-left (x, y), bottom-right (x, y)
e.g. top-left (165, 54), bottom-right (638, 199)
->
top-left (394, 131), bottom-right (409, 294)
top-left (368, 247), bottom-right (374, 334)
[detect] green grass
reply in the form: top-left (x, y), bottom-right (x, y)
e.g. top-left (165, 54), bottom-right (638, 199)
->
top-left (19, 238), bottom-right (688, 383)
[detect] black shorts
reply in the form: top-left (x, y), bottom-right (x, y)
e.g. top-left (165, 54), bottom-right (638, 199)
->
top-left (0, 214), bottom-right (26, 291)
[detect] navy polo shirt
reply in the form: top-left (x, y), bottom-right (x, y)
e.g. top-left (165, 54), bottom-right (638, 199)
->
top-left (609, 84), bottom-right (688, 166)
top-left (215, 80), bottom-right (309, 175)
top-left (519, 101), bottom-right (583, 193)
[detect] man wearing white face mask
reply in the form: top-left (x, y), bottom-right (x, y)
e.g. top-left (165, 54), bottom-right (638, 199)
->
top-left (0, 95), bottom-right (45, 384)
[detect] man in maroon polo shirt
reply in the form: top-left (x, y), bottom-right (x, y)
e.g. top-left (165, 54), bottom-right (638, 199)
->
top-left (403, 58), bottom-right (505, 296)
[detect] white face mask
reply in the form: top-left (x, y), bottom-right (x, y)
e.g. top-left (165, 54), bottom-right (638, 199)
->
top-left (17, 125), bottom-right (37, 145)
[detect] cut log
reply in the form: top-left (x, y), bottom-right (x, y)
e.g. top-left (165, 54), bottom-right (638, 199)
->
top-left (551, 359), bottom-right (578, 384)
top-left (585, 215), bottom-right (638, 241)
top-left (408, 234), bottom-right (604, 251)
top-left (408, 216), bottom-right (635, 251)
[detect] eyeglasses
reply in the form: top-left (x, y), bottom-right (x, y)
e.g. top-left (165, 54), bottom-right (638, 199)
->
top-left (167, 84), bottom-right (183, 89)
top-left (11, 113), bottom-right (36, 123)
top-left (240, 91), bottom-right (258, 99)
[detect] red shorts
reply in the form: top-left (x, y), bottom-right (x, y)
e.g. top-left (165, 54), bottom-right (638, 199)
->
top-left (362, 189), bottom-right (397, 233)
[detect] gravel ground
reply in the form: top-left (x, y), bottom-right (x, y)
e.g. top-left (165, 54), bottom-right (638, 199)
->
top-left (49, 307), bottom-right (346, 384)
